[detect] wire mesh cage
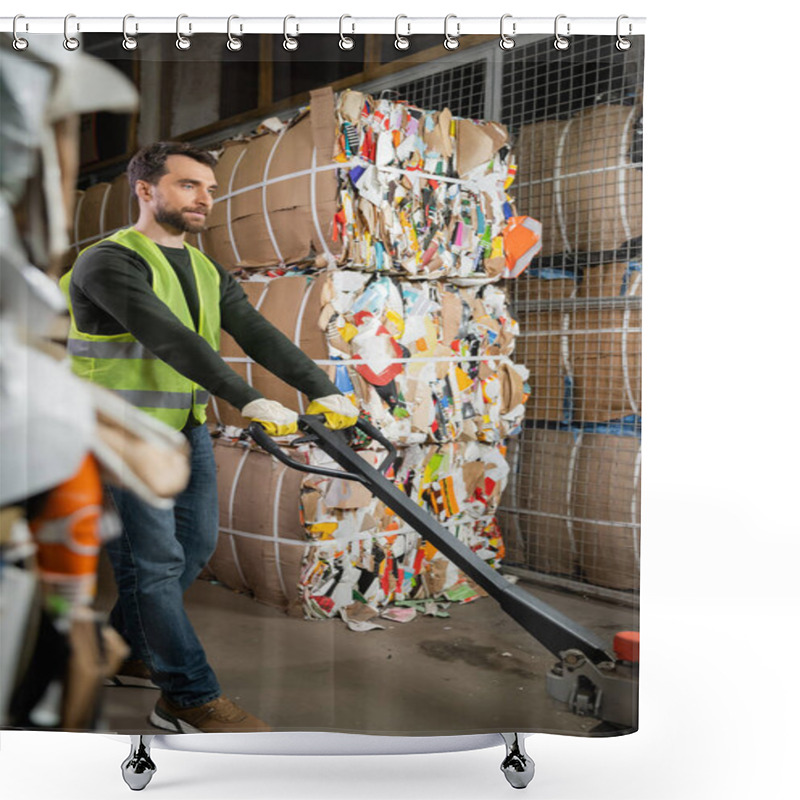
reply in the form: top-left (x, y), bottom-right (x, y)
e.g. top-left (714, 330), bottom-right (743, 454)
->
top-left (498, 36), bottom-right (643, 597)
top-left (376, 35), bottom-right (644, 598)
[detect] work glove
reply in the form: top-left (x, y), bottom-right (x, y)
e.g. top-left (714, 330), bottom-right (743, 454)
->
top-left (241, 398), bottom-right (298, 436)
top-left (306, 394), bottom-right (360, 430)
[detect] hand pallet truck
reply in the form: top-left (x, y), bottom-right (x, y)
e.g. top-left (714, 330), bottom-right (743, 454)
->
top-left (121, 415), bottom-right (639, 791)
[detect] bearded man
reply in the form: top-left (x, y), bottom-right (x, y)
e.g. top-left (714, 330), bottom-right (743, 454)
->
top-left (60, 142), bottom-right (357, 733)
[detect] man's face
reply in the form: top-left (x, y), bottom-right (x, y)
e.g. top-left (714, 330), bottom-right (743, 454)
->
top-left (142, 154), bottom-right (218, 235)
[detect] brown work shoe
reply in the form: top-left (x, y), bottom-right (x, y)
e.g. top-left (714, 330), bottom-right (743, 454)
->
top-left (148, 694), bottom-right (270, 733)
top-left (105, 658), bottom-right (158, 689)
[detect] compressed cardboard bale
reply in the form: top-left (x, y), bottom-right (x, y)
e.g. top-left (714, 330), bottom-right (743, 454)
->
top-left (322, 275), bottom-right (526, 445)
top-left (210, 273), bottom-right (331, 428)
top-left (332, 90), bottom-right (521, 278)
top-left (206, 438), bottom-right (309, 614)
top-left (572, 261), bottom-right (642, 422)
top-left (500, 430), bottom-right (578, 577)
top-left (514, 119), bottom-right (564, 257)
top-left (516, 105), bottom-right (642, 256)
top-left (75, 182), bottom-right (110, 251)
top-left (201, 140), bottom-right (248, 266)
top-left (516, 309), bottom-right (568, 423)
top-left (68, 175), bottom-right (133, 266)
top-left (579, 260), bottom-right (642, 300)
top-left (512, 276), bottom-right (575, 424)
top-left (103, 172), bottom-right (136, 234)
top-left (62, 189), bottom-right (85, 270)
top-left (560, 105), bottom-right (643, 254)
top-left (570, 307), bottom-right (641, 422)
top-left (202, 88), bottom-right (341, 270)
top-left (572, 433), bottom-right (640, 591)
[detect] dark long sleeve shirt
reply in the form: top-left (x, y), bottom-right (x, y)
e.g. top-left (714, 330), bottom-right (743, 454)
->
top-left (67, 240), bottom-right (338, 416)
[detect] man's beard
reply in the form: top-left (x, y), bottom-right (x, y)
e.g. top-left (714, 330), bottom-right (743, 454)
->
top-left (154, 203), bottom-right (207, 234)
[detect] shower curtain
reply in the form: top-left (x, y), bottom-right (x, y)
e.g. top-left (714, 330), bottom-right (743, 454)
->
top-left (1, 22), bottom-right (642, 743)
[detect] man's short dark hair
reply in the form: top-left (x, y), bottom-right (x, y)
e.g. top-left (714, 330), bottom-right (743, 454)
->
top-left (127, 142), bottom-right (217, 194)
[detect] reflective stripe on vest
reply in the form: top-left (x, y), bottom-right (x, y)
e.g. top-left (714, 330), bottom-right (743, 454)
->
top-left (60, 228), bottom-right (221, 430)
top-left (114, 389), bottom-right (195, 409)
top-left (67, 340), bottom-right (157, 360)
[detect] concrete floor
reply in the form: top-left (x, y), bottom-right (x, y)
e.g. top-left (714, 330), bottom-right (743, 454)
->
top-left (95, 553), bottom-right (637, 738)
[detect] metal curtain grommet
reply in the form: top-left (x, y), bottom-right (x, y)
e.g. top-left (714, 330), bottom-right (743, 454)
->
top-left (283, 15), bottom-right (299, 51)
top-left (394, 15), bottom-right (410, 50)
top-left (443, 14), bottom-right (459, 50)
top-left (12, 15), bottom-right (28, 51)
top-left (499, 14), bottom-right (515, 50)
top-left (554, 14), bottom-right (570, 51)
top-left (339, 15), bottom-right (355, 50)
top-left (122, 15), bottom-right (137, 51)
top-left (616, 15), bottom-right (632, 51)
top-left (63, 13), bottom-right (80, 51)
top-left (227, 15), bottom-right (242, 51)
top-left (176, 14), bottom-right (191, 50)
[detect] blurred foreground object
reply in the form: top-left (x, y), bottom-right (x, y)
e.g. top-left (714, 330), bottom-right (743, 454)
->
top-left (0, 33), bottom-right (188, 730)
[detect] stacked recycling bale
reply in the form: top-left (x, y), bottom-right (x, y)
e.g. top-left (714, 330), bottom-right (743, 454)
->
top-left (209, 272), bottom-right (528, 445)
top-left (67, 87), bottom-right (536, 619)
top-left (200, 88), bottom-right (536, 620)
top-left (299, 441), bottom-right (510, 620)
top-left (65, 172), bottom-right (137, 267)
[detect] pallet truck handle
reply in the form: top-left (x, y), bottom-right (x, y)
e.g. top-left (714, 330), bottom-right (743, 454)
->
top-left (246, 415), bottom-right (397, 483)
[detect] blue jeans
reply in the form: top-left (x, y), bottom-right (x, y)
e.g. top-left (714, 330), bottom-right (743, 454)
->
top-left (106, 424), bottom-right (222, 708)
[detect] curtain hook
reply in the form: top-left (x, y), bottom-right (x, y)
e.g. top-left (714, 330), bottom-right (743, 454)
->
top-left (176, 14), bottom-right (191, 50)
top-left (283, 15), bottom-right (299, 51)
top-left (339, 15), bottom-right (355, 50)
top-left (616, 15), bottom-right (632, 51)
top-left (499, 14), bottom-right (515, 50)
top-left (554, 14), bottom-right (570, 51)
top-left (227, 15), bottom-right (242, 51)
top-left (394, 15), bottom-right (410, 50)
top-left (443, 14), bottom-right (459, 51)
top-left (122, 15), bottom-right (138, 51)
top-left (12, 15), bottom-right (28, 51)
top-left (63, 13), bottom-right (80, 51)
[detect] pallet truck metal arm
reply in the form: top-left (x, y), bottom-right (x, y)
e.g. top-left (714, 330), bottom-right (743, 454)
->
top-left (247, 416), bottom-right (637, 729)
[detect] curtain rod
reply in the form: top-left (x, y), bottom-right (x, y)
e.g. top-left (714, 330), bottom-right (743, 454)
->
top-left (1, 15), bottom-right (646, 37)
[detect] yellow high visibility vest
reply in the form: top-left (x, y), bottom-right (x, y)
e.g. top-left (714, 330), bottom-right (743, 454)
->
top-left (60, 228), bottom-right (221, 430)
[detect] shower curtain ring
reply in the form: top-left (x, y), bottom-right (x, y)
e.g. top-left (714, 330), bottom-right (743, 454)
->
top-left (394, 15), bottom-right (410, 50)
top-left (499, 14), bottom-right (516, 50)
top-left (227, 15), bottom-right (242, 51)
top-left (554, 14), bottom-right (570, 51)
top-left (176, 14), bottom-right (191, 50)
top-left (63, 13), bottom-right (80, 51)
top-left (12, 15), bottom-right (28, 51)
top-left (616, 15), bottom-right (632, 51)
top-left (283, 15), bottom-right (299, 51)
top-left (339, 15), bottom-right (355, 50)
top-left (443, 14), bottom-right (460, 50)
top-left (122, 15), bottom-right (138, 51)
